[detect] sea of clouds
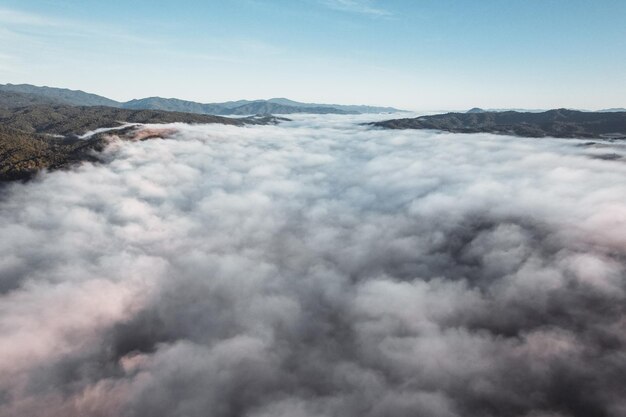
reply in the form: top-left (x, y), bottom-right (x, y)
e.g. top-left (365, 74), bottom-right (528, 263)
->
top-left (0, 114), bottom-right (625, 417)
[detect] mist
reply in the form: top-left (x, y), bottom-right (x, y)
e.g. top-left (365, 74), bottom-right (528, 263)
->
top-left (0, 115), bottom-right (625, 417)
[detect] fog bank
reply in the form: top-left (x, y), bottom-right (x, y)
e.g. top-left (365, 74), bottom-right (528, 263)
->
top-left (0, 115), bottom-right (625, 417)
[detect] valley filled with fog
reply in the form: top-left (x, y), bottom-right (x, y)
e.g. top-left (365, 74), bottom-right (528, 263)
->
top-left (1, 115), bottom-right (625, 417)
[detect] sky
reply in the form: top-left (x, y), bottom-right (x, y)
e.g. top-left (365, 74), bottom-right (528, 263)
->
top-left (0, 0), bottom-right (625, 110)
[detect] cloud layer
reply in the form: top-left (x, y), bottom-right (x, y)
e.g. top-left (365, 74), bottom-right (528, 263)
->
top-left (0, 115), bottom-right (625, 417)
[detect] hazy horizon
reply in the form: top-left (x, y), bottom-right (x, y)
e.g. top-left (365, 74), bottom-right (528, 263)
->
top-left (1, 1), bottom-right (625, 110)
top-left (2, 80), bottom-right (623, 113)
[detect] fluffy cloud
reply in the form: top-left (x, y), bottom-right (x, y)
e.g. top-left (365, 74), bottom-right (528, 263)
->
top-left (0, 115), bottom-right (625, 417)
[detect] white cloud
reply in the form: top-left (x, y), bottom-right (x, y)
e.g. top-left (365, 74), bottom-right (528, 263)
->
top-left (0, 7), bottom-right (159, 46)
top-left (320, 0), bottom-right (392, 17)
top-left (0, 115), bottom-right (625, 416)
top-left (0, 8), bottom-right (64, 27)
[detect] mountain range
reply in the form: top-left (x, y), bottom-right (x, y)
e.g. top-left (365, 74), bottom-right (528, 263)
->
top-left (3, 83), bottom-right (624, 182)
top-left (0, 84), bottom-right (403, 115)
top-left (373, 109), bottom-right (626, 139)
top-left (465, 107), bottom-right (626, 114)
top-left (0, 103), bottom-right (286, 182)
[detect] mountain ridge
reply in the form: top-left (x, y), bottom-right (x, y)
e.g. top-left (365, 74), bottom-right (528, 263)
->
top-left (0, 101), bottom-right (287, 182)
top-left (0, 83), bottom-right (120, 107)
top-left (372, 109), bottom-right (626, 139)
top-left (0, 83), bottom-right (404, 115)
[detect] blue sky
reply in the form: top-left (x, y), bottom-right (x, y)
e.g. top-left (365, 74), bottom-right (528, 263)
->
top-left (1, 0), bottom-right (625, 110)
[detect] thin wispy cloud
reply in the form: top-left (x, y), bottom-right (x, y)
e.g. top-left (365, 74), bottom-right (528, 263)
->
top-left (0, 7), bottom-right (64, 26)
top-left (321, 0), bottom-right (392, 17)
top-left (0, 6), bottom-right (281, 76)
top-left (0, 7), bottom-right (159, 46)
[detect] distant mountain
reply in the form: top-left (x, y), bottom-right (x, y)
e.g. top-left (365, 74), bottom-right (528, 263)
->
top-left (465, 107), bottom-right (547, 113)
top-left (225, 101), bottom-right (354, 115)
top-left (120, 97), bottom-right (354, 115)
top-left (0, 90), bottom-right (62, 108)
top-left (265, 98), bottom-right (403, 114)
top-left (599, 108), bottom-right (626, 113)
top-left (0, 83), bottom-right (120, 107)
top-left (373, 109), bottom-right (626, 139)
top-left (121, 97), bottom-right (227, 115)
top-left (0, 103), bottom-right (283, 137)
top-left (0, 84), bottom-right (403, 115)
top-left (125, 97), bottom-right (402, 115)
